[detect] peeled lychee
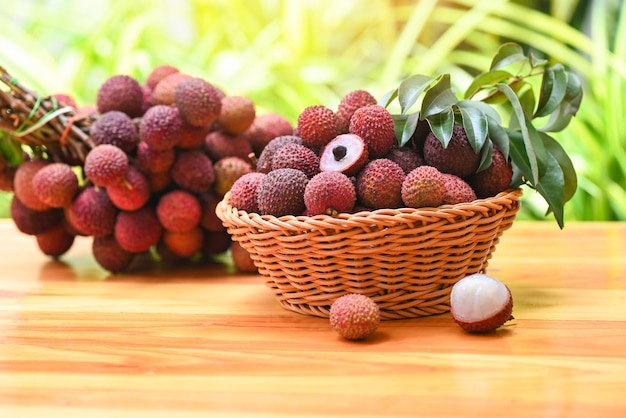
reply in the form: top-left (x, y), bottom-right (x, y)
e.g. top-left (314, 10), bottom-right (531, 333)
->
top-left (450, 273), bottom-right (514, 333)
top-left (329, 294), bottom-right (380, 340)
top-left (319, 134), bottom-right (368, 176)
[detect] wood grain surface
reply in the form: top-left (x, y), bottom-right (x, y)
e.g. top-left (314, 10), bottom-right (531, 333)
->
top-left (0, 220), bottom-right (625, 417)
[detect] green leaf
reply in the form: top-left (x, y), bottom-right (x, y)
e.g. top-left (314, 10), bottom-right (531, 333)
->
top-left (421, 74), bottom-right (459, 118)
top-left (529, 52), bottom-right (549, 68)
top-left (534, 151), bottom-right (566, 229)
top-left (487, 117), bottom-right (509, 160)
top-left (476, 141), bottom-right (493, 172)
top-left (396, 112), bottom-right (420, 146)
top-left (457, 103), bottom-right (488, 153)
top-left (541, 132), bottom-right (577, 204)
top-left (518, 84), bottom-right (537, 118)
top-left (425, 108), bottom-right (455, 147)
top-left (490, 42), bottom-right (527, 71)
top-left (398, 74), bottom-right (435, 114)
top-left (535, 64), bottom-right (567, 118)
top-left (391, 114), bottom-right (409, 146)
top-left (0, 132), bottom-right (25, 166)
top-left (507, 129), bottom-right (534, 185)
top-left (464, 69), bottom-right (513, 99)
top-left (378, 88), bottom-right (398, 109)
top-left (539, 71), bottom-right (583, 132)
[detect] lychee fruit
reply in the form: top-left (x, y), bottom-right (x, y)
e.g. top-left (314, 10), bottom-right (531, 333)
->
top-left (213, 156), bottom-right (253, 196)
top-left (271, 143), bottom-right (320, 179)
top-left (162, 227), bottom-right (204, 258)
top-left (106, 165), bottom-right (150, 211)
top-left (217, 95), bottom-right (256, 134)
top-left (171, 149), bottom-right (215, 193)
top-left (348, 104), bottom-right (396, 159)
top-left (230, 241), bottom-right (258, 273)
top-left (150, 72), bottom-right (191, 106)
top-left (329, 294), bottom-right (380, 340)
top-left (242, 112), bottom-right (294, 155)
top-left (297, 105), bottom-right (341, 149)
top-left (145, 64), bottom-right (179, 90)
top-left (204, 130), bottom-right (254, 162)
top-left (227, 172), bottom-right (266, 214)
top-left (156, 189), bottom-right (202, 233)
top-left (135, 141), bottom-right (175, 173)
top-left (467, 147), bottom-right (514, 198)
top-left (384, 145), bottom-right (423, 175)
top-left (423, 124), bottom-right (481, 177)
top-left (13, 159), bottom-right (50, 211)
top-left (304, 171), bottom-right (356, 216)
top-left (84, 144), bottom-right (129, 187)
top-left (35, 223), bottom-right (75, 258)
top-left (356, 159), bottom-right (405, 209)
top-left (32, 162), bottom-right (79, 208)
top-left (199, 191), bottom-right (227, 232)
top-left (319, 134), bottom-right (369, 176)
top-left (10, 196), bottom-right (63, 235)
top-left (114, 206), bottom-right (162, 253)
top-left (92, 235), bottom-right (135, 273)
top-left (401, 165), bottom-right (446, 208)
top-left (450, 273), bottom-right (514, 333)
top-left (66, 187), bottom-right (117, 237)
top-left (442, 174), bottom-right (477, 205)
top-left (174, 77), bottom-right (223, 127)
top-left (96, 74), bottom-right (144, 118)
top-left (139, 105), bottom-right (182, 150)
top-left (255, 135), bottom-right (303, 174)
top-left (336, 89), bottom-right (378, 133)
top-left (256, 168), bottom-right (309, 217)
top-left (89, 110), bottom-right (139, 153)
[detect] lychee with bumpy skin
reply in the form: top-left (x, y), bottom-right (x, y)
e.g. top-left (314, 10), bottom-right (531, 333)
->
top-left (401, 165), bottom-right (446, 208)
top-left (304, 171), bottom-right (356, 216)
top-left (319, 134), bottom-right (369, 176)
top-left (89, 110), bottom-right (138, 153)
top-left (255, 135), bottom-right (303, 173)
top-left (442, 174), bottom-right (477, 205)
top-left (174, 77), bottom-right (223, 127)
top-left (135, 141), bottom-right (175, 173)
top-left (297, 105), bottom-right (341, 149)
top-left (227, 172), bottom-right (266, 214)
top-left (14, 159), bottom-right (50, 211)
top-left (217, 95), bottom-right (256, 134)
top-left (468, 147), bottom-right (513, 198)
top-left (162, 227), bottom-right (204, 258)
top-left (32, 163), bottom-right (79, 208)
top-left (171, 150), bottom-right (215, 193)
top-left (139, 105), bottom-right (182, 150)
top-left (423, 124), bottom-right (481, 177)
top-left (204, 131), bottom-right (254, 162)
top-left (336, 89), bottom-right (378, 133)
top-left (145, 64), bottom-right (179, 90)
top-left (271, 143), bottom-right (320, 179)
top-left (10, 196), bottom-right (63, 235)
top-left (106, 165), bottom-right (150, 211)
top-left (177, 122), bottom-right (211, 149)
top-left (349, 105), bottom-right (396, 159)
top-left (356, 159), bottom-right (405, 209)
top-left (384, 145), bottom-right (423, 175)
top-left (66, 187), bottom-right (117, 237)
top-left (35, 223), bottom-right (75, 258)
top-left (84, 144), bottom-right (129, 187)
top-left (450, 273), bottom-right (514, 333)
top-left (213, 156), bottom-right (253, 196)
top-left (156, 190), bottom-right (202, 233)
top-left (114, 206), bottom-right (162, 253)
top-left (257, 168), bottom-right (309, 217)
top-left (92, 235), bottom-right (135, 273)
top-left (243, 112), bottom-right (294, 154)
top-left (329, 294), bottom-right (380, 340)
top-left (96, 74), bottom-right (144, 118)
top-left (150, 72), bottom-right (191, 106)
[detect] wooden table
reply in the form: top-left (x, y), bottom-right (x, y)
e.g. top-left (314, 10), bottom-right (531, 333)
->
top-left (0, 219), bottom-right (625, 417)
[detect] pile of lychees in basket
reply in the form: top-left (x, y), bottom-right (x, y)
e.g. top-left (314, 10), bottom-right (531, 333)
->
top-left (1, 65), bottom-right (296, 273)
top-left (228, 90), bottom-right (512, 219)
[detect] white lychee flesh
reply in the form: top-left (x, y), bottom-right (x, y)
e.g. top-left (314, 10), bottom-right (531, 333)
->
top-left (319, 134), bottom-right (368, 176)
top-left (450, 273), bottom-right (513, 333)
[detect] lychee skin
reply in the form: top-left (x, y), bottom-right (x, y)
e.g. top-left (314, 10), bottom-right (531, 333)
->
top-left (35, 223), bottom-right (75, 258)
top-left (423, 124), bottom-right (481, 177)
top-left (66, 187), bottom-right (117, 237)
top-left (304, 171), bottom-right (356, 216)
top-left (139, 105), bottom-right (182, 150)
top-left (204, 131), bottom-right (254, 162)
top-left (89, 110), bottom-right (139, 153)
top-left (213, 156), bottom-right (253, 197)
top-left (442, 174), bottom-right (477, 205)
top-left (96, 74), bottom-right (144, 118)
top-left (450, 273), bottom-right (514, 333)
top-left (230, 241), bottom-right (258, 273)
top-left (349, 105), bottom-right (396, 159)
top-left (84, 144), bottom-right (129, 187)
top-left (401, 165), bottom-right (446, 208)
top-left (468, 147), bottom-right (514, 198)
top-left (319, 134), bottom-right (369, 177)
top-left (106, 166), bottom-right (150, 211)
top-left (242, 113), bottom-right (294, 155)
top-left (92, 235), bottom-right (135, 273)
top-left (10, 196), bottom-right (63, 236)
top-left (156, 190), bottom-right (202, 233)
top-left (356, 159), bottom-right (405, 209)
top-left (114, 207), bottom-right (163, 253)
top-left (336, 89), bottom-right (378, 133)
top-left (145, 64), bottom-right (179, 90)
top-left (255, 135), bottom-right (303, 174)
top-left (297, 105), bottom-right (341, 149)
top-left (14, 160), bottom-right (50, 211)
top-left (329, 294), bottom-right (380, 340)
top-left (171, 150), bottom-right (215, 194)
top-left (256, 168), bottom-right (309, 217)
top-left (174, 77), bottom-right (223, 127)
top-left (32, 162), bottom-right (79, 208)
top-left (162, 227), bottom-right (204, 258)
top-left (217, 95), bottom-right (256, 134)
top-left (271, 143), bottom-right (320, 179)
top-left (228, 172), bottom-right (266, 214)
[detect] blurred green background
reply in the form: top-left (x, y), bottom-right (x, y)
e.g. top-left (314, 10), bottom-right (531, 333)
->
top-left (1, 0), bottom-right (625, 222)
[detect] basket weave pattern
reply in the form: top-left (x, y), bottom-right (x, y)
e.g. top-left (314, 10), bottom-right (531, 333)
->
top-left (216, 188), bottom-right (522, 320)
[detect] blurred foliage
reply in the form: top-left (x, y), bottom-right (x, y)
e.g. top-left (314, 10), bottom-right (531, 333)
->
top-left (1, 0), bottom-right (625, 222)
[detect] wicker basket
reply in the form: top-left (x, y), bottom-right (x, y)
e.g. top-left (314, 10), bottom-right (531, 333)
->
top-left (216, 188), bottom-right (522, 320)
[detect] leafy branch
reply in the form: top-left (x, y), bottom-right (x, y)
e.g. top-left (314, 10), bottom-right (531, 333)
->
top-left (380, 43), bottom-right (582, 229)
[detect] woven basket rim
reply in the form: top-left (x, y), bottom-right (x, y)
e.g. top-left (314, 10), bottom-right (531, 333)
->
top-left (216, 187), bottom-right (523, 231)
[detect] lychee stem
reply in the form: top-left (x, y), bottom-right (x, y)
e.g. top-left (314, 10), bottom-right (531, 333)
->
top-left (332, 145), bottom-right (347, 161)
